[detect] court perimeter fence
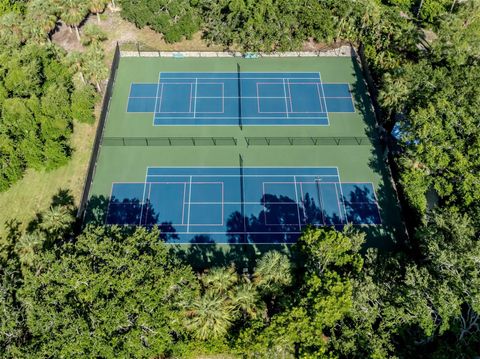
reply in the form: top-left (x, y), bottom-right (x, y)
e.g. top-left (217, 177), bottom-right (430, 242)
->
top-left (78, 42), bottom-right (120, 220)
top-left (102, 136), bottom-right (372, 147)
top-left (118, 41), bottom-right (354, 58)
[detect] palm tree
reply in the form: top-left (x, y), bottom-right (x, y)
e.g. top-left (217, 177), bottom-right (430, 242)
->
top-left (231, 280), bottom-right (262, 320)
top-left (83, 44), bottom-right (108, 92)
top-left (0, 13), bottom-right (25, 48)
top-left (25, 0), bottom-right (58, 43)
top-left (254, 251), bottom-right (292, 294)
top-left (200, 266), bottom-right (238, 294)
top-left (89, 0), bottom-right (108, 24)
top-left (15, 232), bottom-right (44, 268)
top-left (183, 289), bottom-right (235, 340)
top-left (60, 0), bottom-right (88, 42)
top-left (378, 73), bottom-right (410, 118)
top-left (39, 206), bottom-right (74, 240)
top-left (65, 51), bottom-right (86, 84)
top-left (81, 23), bottom-right (107, 46)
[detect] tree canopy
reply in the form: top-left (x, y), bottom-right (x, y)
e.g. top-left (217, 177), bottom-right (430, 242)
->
top-left (1, 0), bottom-right (480, 357)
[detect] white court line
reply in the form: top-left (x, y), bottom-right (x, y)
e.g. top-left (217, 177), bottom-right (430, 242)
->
top-left (334, 169), bottom-right (349, 224)
top-left (141, 183), bottom-right (153, 225)
top-left (316, 84), bottom-right (325, 113)
top-left (146, 165), bottom-right (339, 172)
top-left (161, 75), bottom-right (321, 79)
top-left (195, 96), bottom-right (286, 99)
top-left (256, 82), bottom-right (261, 114)
top-left (293, 175), bottom-right (302, 228)
top-left (152, 72), bottom-right (161, 123)
top-left (186, 176), bottom-right (192, 233)
top-left (193, 78), bottom-right (198, 118)
top-left (282, 79), bottom-right (290, 118)
top-left (313, 180), bottom-right (327, 226)
top-left (147, 174), bottom-right (340, 178)
top-left (347, 83), bottom-right (356, 113)
top-left (334, 182), bottom-right (348, 225)
top-left (153, 116), bottom-right (329, 120)
top-left (184, 201), bottom-right (300, 205)
top-left (318, 72), bottom-right (330, 124)
top-left (221, 82), bottom-right (225, 114)
top-left (222, 181), bottom-right (224, 226)
top-left (189, 83), bottom-right (193, 113)
top-left (182, 183), bottom-right (186, 225)
top-left (104, 182), bottom-right (115, 225)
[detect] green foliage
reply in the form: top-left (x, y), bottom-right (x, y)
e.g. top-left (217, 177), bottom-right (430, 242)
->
top-left (418, 0), bottom-right (452, 23)
top-left (200, 0), bottom-right (337, 51)
top-left (81, 23), bottom-right (107, 46)
top-left (0, 2), bottom-right (100, 191)
top-left (235, 227), bottom-right (365, 357)
top-left (119, 0), bottom-right (200, 43)
top-left (71, 84), bottom-right (98, 123)
top-left (83, 43), bottom-right (108, 91)
top-left (19, 225), bottom-right (198, 357)
top-left (1, 0), bottom-right (479, 358)
top-left (0, 0), bottom-right (27, 16)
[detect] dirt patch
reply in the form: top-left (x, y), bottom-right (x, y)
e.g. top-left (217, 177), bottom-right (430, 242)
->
top-left (95, 10), bottom-right (225, 54)
top-left (51, 21), bottom-right (84, 53)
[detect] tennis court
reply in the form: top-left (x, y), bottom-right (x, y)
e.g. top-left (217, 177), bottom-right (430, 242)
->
top-left (106, 167), bottom-right (381, 244)
top-left (85, 56), bottom-right (403, 247)
top-left (126, 72), bottom-right (355, 126)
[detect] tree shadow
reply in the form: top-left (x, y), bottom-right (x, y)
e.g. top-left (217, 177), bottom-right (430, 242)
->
top-left (51, 189), bottom-right (75, 208)
top-left (349, 56), bottom-right (408, 251)
top-left (80, 174), bottom-right (394, 270)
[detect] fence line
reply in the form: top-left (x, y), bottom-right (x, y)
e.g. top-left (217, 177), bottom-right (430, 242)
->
top-left (244, 136), bottom-right (371, 146)
top-left (78, 42), bottom-right (121, 221)
top-left (118, 41), bottom-right (354, 58)
top-left (102, 137), bottom-right (238, 146)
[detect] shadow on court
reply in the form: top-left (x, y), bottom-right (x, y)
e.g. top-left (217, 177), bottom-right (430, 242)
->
top-left (349, 56), bottom-right (407, 251)
top-left (82, 180), bottom-right (384, 269)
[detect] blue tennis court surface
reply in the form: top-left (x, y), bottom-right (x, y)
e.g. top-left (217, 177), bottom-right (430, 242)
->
top-left (126, 72), bottom-right (355, 126)
top-left (106, 167), bottom-right (381, 244)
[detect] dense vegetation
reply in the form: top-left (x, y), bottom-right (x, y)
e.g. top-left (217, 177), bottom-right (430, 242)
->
top-left (1, 0), bottom-right (480, 358)
top-left (0, 0), bottom-right (109, 191)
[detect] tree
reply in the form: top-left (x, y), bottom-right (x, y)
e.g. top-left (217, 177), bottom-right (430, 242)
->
top-left (119, 0), bottom-right (200, 43)
top-left (71, 84), bottom-right (98, 123)
top-left (19, 226), bottom-right (199, 357)
top-left (65, 51), bottom-right (86, 84)
top-left (24, 0), bottom-right (57, 43)
top-left (83, 43), bottom-right (108, 91)
top-left (80, 23), bottom-right (107, 46)
top-left (183, 290), bottom-right (236, 341)
top-left (59, 0), bottom-right (88, 42)
top-left (39, 206), bottom-right (75, 241)
top-left (88, 0), bottom-right (108, 24)
top-left (236, 227), bottom-right (366, 357)
top-left (253, 250), bottom-right (292, 297)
